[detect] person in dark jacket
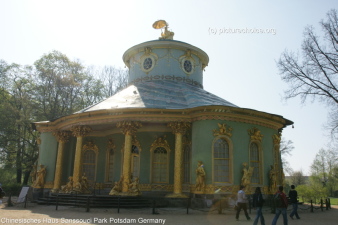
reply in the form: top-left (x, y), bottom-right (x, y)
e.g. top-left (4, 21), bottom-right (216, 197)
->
top-left (252, 187), bottom-right (265, 225)
top-left (272, 185), bottom-right (288, 225)
top-left (288, 184), bottom-right (300, 219)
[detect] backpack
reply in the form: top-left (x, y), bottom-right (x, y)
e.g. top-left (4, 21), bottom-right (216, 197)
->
top-left (273, 193), bottom-right (284, 208)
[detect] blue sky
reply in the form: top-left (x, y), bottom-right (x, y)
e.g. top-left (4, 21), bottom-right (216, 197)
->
top-left (1, 0), bottom-right (337, 175)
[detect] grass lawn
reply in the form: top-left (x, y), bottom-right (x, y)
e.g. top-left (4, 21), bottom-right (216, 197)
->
top-left (329, 197), bottom-right (338, 205)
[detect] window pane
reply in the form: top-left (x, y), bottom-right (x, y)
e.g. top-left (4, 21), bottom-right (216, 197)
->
top-left (152, 147), bottom-right (168, 183)
top-left (213, 139), bottom-right (230, 182)
top-left (83, 150), bottom-right (96, 181)
top-left (250, 143), bottom-right (260, 184)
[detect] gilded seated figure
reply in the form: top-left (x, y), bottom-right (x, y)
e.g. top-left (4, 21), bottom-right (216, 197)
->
top-left (128, 177), bottom-right (141, 195)
top-left (60, 176), bottom-right (73, 193)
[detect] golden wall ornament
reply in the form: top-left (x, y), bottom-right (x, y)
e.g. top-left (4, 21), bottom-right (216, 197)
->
top-left (70, 126), bottom-right (92, 137)
top-left (150, 135), bottom-right (170, 149)
top-left (248, 127), bottom-right (263, 142)
top-left (269, 164), bottom-right (278, 194)
top-left (213, 123), bottom-right (233, 137)
top-left (272, 133), bottom-right (281, 145)
top-left (107, 138), bottom-right (116, 150)
top-left (82, 140), bottom-right (99, 154)
top-left (167, 122), bottom-right (191, 134)
top-left (116, 121), bottom-right (142, 135)
top-left (53, 131), bottom-right (71, 143)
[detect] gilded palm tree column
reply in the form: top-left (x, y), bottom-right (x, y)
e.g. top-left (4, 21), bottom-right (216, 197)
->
top-left (71, 126), bottom-right (92, 185)
top-left (52, 131), bottom-right (71, 192)
top-left (117, 121), bottom-right (142, 193)
top-left (167, 122), bottom-right (190, 198)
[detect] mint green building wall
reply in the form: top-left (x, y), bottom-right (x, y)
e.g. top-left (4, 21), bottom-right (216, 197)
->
top-left (79, 131), bottom-right (176, 185)
top-left (38, 132), bottom-right (58, 183)
top-left (192, 119), bottom-right (280, 186)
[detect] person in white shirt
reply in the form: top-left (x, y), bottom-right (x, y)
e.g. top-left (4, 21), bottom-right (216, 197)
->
top-left (236, 185), bottom-right (251, 221)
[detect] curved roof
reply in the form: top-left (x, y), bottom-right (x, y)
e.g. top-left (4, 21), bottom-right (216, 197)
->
top-left (76, 80), bottom-right (238, 113)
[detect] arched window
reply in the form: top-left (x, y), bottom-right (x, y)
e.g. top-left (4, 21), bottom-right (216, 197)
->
top-left (213, 138), bottom-right (230, 183)
top-left (152, 147), bottom-right (168, 183)
top-left (83, 150), bottom-right (96, 182)
top-left (183, 145), bottom-right (191, 183)
top-left (250, 142), bottom-right (260, 184)
top-left (131, 145), bottom-right (140, 179)
top-left (106, 149), bottom-right (114, 182)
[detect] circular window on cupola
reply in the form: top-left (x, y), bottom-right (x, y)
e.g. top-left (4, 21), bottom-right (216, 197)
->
top-left (143, 57), bottom-right (153, 70)
top-left (183, 60), bottom-right (193, 73)
top-left (140, 47), bottom-right (157, 73)
top-left (180, 49), bottom-right (195, 75)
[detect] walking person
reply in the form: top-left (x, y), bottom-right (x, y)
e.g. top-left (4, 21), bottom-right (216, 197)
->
top-left (252, 187), bottom-right (265, 225)
top-left (236, 185), bottom-right (251, 221)
top-left (289, 184), bottom-right (300, 219)
top-left (272, 185), bottom-right (288, 225)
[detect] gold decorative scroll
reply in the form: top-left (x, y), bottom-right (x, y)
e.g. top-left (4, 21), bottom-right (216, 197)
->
top-left (150, 135), bottom-right (170, 149)
top-left (82, 140), bottom-right (99, 154)
top-left (70, 126), bottom-right (92, 137)
top-left (272, 133), bottom-right (281, 145)
top-left (213, 123), bottom-right (233, 137)
top-left (53, 131), bottom-right (71, 143)
top-left (248, 127), bottom-right (263, 142)
top-left (167, 122), bottom-right (190, 134)
top-left (107, 138), bottom-right (116, 150)
top-left (116, 121), bottom-right (142, 135)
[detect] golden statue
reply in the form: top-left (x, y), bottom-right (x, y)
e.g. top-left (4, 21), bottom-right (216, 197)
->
top-left (153, 20), bottom-right (174, 40)
top-left (72, 173), bottom-right (91, 194)
top-left (109, 175), bottom-right (123, 195)
top-left (60, 176), bottom-right (73, 193)
top-left (109, 182), bottom-right (121, 195)
top-left (128, 177), bottom-right (141, 195)
top-left (195, 161), bottom-right (206, 192)
top-left (80, 174), bottom-right (90, 194)
top-left (32, 165), bottom-right (46, 188)
top-left (241, 162), bottom-right (254, 191)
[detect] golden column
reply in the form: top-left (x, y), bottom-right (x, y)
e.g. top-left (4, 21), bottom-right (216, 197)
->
top-left (52, 131), bottom-right (71, 192)
top-left (116, 121), bottom-right (142, 193)
top-left (70, 126), bottom-right (92, 186)
top-left (167, 122), bottom-right (190, 198)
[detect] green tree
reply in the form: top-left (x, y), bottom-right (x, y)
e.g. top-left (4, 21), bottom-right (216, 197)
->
top-left (277, 9), bottom-right (338, 138)
top-left (33, 51), bottom-right (100, 120)
top-left (310, 148), bottom-right (338, 196)
top-left (0, 51), bottom-right (128, 185)
top-left (0, 62), bottom-right (39, 184)
top-left (288, 170), bottom-right (307, 186)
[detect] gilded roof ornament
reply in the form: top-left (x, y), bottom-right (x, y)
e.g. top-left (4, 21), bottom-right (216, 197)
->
top-left (153, 20), bottom-right (174, 40)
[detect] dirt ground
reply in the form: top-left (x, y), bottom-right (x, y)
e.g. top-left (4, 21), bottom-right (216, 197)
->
top-left (0, 196), bottom-right (337, 225)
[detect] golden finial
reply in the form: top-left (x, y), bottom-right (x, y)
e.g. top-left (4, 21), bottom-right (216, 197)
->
top-left (153, 20), bottom-right (174, 40)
